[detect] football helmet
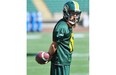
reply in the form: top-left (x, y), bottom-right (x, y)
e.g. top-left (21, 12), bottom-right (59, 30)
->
top-left (63, 1), bottom-right (81, 25)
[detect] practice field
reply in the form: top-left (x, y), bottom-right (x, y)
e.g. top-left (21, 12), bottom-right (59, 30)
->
top-left (27, 31), bottom-right (89, 75)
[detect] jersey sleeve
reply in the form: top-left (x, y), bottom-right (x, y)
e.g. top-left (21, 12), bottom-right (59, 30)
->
top-left (53, 27), bottom-right (66, 43)
top-left (53, 22), bottom-right (68, 43)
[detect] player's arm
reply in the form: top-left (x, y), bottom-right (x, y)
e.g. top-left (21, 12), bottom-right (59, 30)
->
top-left (48, 41), bottom-right (57, 60)
top-left (48, 41), bottom-right (57, 56)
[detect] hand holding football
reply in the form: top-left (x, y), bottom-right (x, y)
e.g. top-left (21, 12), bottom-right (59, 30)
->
top-left (35, 51), bottom-right (50, 64)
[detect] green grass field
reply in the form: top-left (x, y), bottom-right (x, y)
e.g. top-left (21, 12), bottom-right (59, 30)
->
top-left (27, 32), bottom-right (89, 75)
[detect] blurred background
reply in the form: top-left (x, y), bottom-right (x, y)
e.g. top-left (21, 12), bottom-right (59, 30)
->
top-left (27, 0), bottom-right (89, 32)
top-left (27, 0), bottom-right (89, 75)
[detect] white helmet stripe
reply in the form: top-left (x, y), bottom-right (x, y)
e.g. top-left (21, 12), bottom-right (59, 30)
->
top-left (73, 1), bottom-right (80, 11)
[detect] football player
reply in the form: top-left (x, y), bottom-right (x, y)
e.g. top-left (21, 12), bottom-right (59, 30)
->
top-left (48, 1), bottom-right (81, 75)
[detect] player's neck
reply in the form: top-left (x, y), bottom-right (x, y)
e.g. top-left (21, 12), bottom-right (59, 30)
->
top-left (67, 22), bottom-right (72, 28)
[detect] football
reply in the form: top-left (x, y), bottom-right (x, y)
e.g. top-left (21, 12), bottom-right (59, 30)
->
top-left (35, 51), bottom-right (50, 64)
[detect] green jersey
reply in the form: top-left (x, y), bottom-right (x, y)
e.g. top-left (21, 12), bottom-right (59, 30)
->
top-left (51, 18), bottom-right (74, 65)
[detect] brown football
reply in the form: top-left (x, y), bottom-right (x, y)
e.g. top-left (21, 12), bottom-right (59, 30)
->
top-left (35, 51), bottom-right (50, 64)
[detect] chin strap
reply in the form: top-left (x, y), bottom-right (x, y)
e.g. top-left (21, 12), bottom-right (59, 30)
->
top-left (68, 21), bottom-right (75, 25)
top-left (68, 20), bottom-right (78, 26)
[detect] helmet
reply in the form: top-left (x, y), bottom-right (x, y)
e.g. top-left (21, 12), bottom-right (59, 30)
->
top-left (63, 0), bottom-right (81, 25)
